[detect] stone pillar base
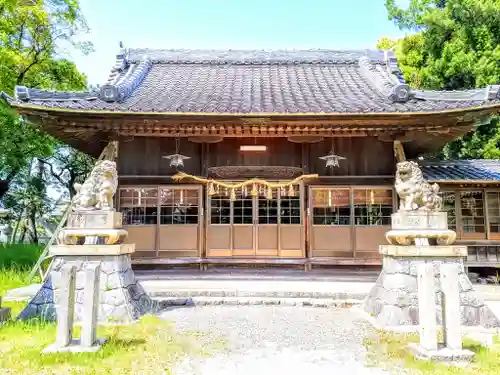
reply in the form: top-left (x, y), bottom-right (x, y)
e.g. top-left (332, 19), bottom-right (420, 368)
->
top-left (0, 297), bottom-right (11, 323)
top-left (19, 249), bottom-right (156, 324)
top-left (362, 245), bottom-right (500, 329)
top-left (407, 343), bottom-right (475, 364)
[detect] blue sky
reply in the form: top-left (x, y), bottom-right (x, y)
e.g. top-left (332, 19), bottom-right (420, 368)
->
top-left (72, 0), bottom-right (409, 85)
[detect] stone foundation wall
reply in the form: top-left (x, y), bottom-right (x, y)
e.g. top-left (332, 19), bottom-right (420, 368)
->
top-left (363, 255), bottom-right (500, 328)
top-left (19, 254), bottom-right (156, 324)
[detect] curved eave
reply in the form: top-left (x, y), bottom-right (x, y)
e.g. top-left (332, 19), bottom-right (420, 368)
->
top-left (8, 101), bottom-right (500, 122)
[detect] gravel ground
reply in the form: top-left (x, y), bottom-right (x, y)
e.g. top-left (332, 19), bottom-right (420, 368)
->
top-left (160, 306), bottom-right (392, 375)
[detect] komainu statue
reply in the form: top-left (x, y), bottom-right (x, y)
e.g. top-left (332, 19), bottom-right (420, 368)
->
top-left (72, 160), bottom-right (118, 212)
top-left (395, 161), bottom-right (442, 212)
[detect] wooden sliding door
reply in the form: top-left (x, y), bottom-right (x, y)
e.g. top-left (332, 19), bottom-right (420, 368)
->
top-left (206, 183), bottom-right (305, 258)
top-left (157, 186), bottom-right (203, 258)
top-left (119, 187), bottom-right (158, 258)
top-left (308, 186), bottom-right (393, 261)
top-left (119, 185), bottom-right (203, 259)
top-left (309, 187), bottom-right (353, 258)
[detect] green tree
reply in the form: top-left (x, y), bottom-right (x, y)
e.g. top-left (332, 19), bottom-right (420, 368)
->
top-left (41, 144), bottom-right (95, 199)
top-left (0, 1), bottom-right (95, 242)
top-left (0, 0), bottom-right (91, 198)
top-left (376, 36), bottom-right (397, 50)
top-left (382, 0), bottom-right (500, 158)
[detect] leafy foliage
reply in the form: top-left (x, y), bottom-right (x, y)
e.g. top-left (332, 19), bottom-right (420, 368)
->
top-left (382, 0), bottom-right (500, 159)
top-left (0, 0), bottom-right (95, 242)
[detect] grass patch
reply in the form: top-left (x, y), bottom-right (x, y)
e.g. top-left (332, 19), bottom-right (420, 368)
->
top-left (0, 266), bottom-right (41, 317)
top-left (0, 243), bottom-right (43, 269)
top-left (364, 330), bottom-right (500, 374)
top-left (0, 267), bottom-right (39, 297)
top-left (0, 314), bottom-right (223, 375)
top-left (0, 244), bottom-right (44, 316)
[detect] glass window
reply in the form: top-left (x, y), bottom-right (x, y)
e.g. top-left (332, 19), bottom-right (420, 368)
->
top-left (280, 193), bottom-right (301, 224)
top-left (210, 194), bottom-right (231, 224)
top-left (119, 188), bottom-right (158, 225)
top-left (353, 188), bottom-right (393, 226)
top-left (439, 191), bottom-right (457, 232)
top-left (459, 191), bottom-right (485, 235)
top-left (312, 189), bottom-right (351, 225)
top-left (233, 191), bottom-right (253, 224)
top-left (258, 190), bottom-right (278, 224)
top-left (159, 188), bottom-right (199, 224)
top-left (487, 191), bottom-right (500, 235)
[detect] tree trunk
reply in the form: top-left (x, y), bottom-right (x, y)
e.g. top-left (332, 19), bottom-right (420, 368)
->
top-left (18, 224), bottom-right (27, 243)
top-left (29, 213), bottom-right (38, 244)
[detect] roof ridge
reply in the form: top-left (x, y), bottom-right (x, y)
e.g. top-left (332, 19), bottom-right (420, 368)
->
top-left (124, 48), bottom-right (390, 65)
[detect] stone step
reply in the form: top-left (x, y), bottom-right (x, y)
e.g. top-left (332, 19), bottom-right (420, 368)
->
top-left (146, 288), bottom-right (368, 300)
top-left (152, 296), bottom-right (362, 308)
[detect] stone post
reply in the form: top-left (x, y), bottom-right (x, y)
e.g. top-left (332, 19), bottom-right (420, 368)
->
top-left (43, 263), bottom-right (107, 353)
top-left (81, 263), bottom-right (101, 347)
top-left (417, 264), bottom-right (437, 351)
top-left (55, 264), bottom-right (76, 348)
top-left (408, 262), bottom-right (475, 363)
top-left (440, 263), bottom-right (462, 351)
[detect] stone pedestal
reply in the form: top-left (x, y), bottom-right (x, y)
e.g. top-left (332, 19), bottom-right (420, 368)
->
top-left (363, 245), bottom-right (500, 328)
top-left (19, 244), bottom-right (156, 324)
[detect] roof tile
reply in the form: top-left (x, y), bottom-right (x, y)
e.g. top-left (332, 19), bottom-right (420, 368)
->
top-left (420, 160), bottom-right (500, 181)
top-left (4, 49), bottom-right (500, 114)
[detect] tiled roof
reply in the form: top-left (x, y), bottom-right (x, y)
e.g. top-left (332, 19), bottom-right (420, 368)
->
top-left (420, 160), bottom-right (500, 182)
top-left (3, 48), bottom-right (500, 114)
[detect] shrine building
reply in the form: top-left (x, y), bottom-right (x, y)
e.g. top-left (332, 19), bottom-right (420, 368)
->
top-left (3, 48), bottom-right (500, 270)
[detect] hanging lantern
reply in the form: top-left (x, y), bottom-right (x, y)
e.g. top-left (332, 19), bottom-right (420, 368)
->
top-left (207, 182), bottom-right (215, 196)
top-left (319, 148), bottom-right (346, 168)
top-left (163, 137), bottom-right (191, 168)
top-left (163, 153), bottom-right (191, 168)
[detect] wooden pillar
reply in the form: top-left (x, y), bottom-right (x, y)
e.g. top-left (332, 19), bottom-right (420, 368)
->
top-left (393, 140), bottom-right (406, 162)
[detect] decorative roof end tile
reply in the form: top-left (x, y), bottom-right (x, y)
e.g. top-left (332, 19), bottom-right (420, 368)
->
top-left (359, 56), bottom-right (410, 103)
top-left (15, 86), bottom-right (30, 101)
top-left (390, 84), bottom-right (411, 103)
top-left (99, 56), bottom-right (153, 103)
top-left (486, 85), bottom-right (500, 100)
top-left (100, 84), bottom-right (119, 102)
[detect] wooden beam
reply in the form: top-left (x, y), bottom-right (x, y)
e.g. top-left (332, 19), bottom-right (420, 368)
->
top-left (393, 140), bottom-right (406, 162)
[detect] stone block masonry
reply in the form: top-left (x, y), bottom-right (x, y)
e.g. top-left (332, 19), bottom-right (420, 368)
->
top-left (363, 251), bottom-right (500, 329)
top-left (19, 253), bottom-right (157, 324)
top-left (0, 297), bottom-right (11, 323)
